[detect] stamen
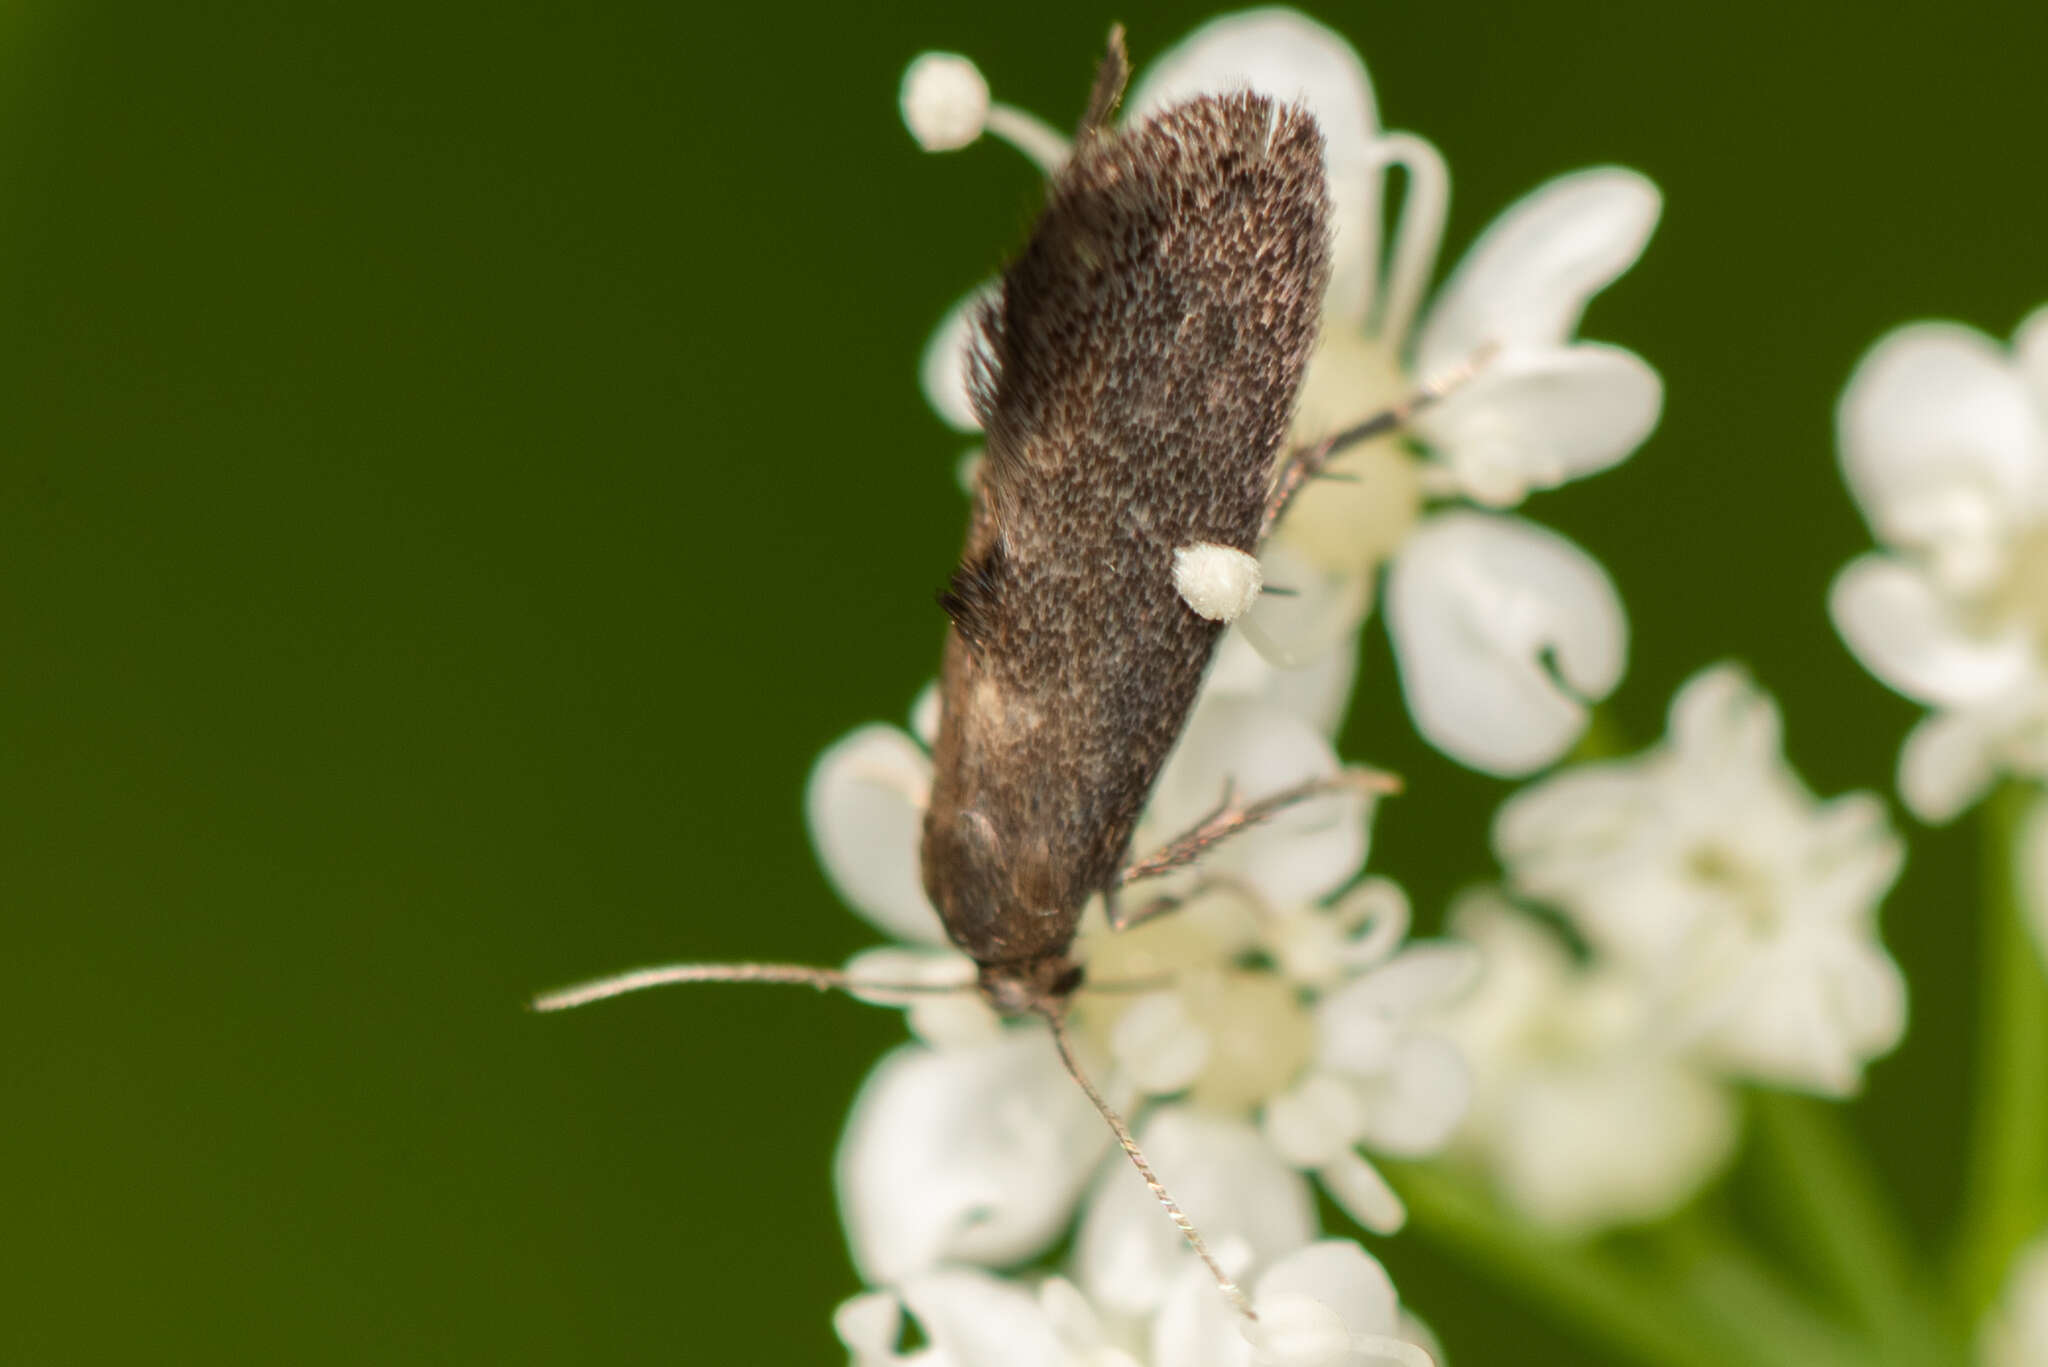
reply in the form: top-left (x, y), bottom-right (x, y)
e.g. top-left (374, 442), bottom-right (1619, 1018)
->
top-left (1041, 1009), bottom-right (1257, 1321)
top-left (1370, 132), bottom-right (1449, 349)
top-left (897, 52), bottom-right (1071, 172)
top-left (984, 104), bottom-right (1073, 175)
top-left (899, 53), bottom-right (990, 152)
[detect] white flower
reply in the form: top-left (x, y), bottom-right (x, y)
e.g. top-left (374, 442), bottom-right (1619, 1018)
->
top-left (815, 674), bottom-right (1361, 1272)
top-left (1493, 663), bottom-right (1908, 1097)
top-left (835, 1267), bottom-right (1092, 1367)
top-left (1147, 1239), bottom-right (1441, 1367)
top-left (1980, 1236), bottom-right (2048, 1367)
top-left (819, 671), bottom-right (1472, 1271)
top-left (1829, 305), bottom-right (2048, 822)
top-left (837, 1030), bottom-right (1111, 1286)
top-left (1071, 878), bottom-right (1472, 1240)
top-left (906, 9), bottom-right (1660, 775)
top-left (1255, 896), bottom-right (1478, 1233)
top-left (1074, 1108), bottom-right (1317, 1320)
top-left (835, 1240), bottom-right (1437, 1367)
top-left (1428, 892), bottom-right (1739, 1234)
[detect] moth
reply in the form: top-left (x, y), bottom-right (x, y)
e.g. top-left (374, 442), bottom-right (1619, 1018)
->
top-left (539, 26), bottom-right (1446, 1315)
top-left (924, 31), bottom-right (1336, 1021)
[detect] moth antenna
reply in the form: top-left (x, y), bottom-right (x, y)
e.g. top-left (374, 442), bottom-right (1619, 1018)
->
top-left (530, 961), bottom-right (972, 1013)
top-left (1041, 1008), bottom-right (1256, 1322)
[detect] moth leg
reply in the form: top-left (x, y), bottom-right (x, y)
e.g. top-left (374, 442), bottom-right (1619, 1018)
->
top-left (1108, 875), bottom-right (1247, 935)
top-left (1259, 344), bottom-right (1498, 543)
top-left (1114, 768), bottom-right (1400, 913)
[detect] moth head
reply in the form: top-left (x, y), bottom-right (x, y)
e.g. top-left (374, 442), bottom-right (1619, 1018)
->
top-left (976, 954), bottom-right (1085, 1018)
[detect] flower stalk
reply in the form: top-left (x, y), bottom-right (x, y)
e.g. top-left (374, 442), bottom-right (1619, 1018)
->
top-left (1748, 1092), bottom-right (1958, 1365)
top-left (1950, 780), bottom-right (2048, 1322)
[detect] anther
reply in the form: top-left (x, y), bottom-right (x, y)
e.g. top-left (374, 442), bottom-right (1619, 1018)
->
top-left (898, 52), bottom-right (1071, 172)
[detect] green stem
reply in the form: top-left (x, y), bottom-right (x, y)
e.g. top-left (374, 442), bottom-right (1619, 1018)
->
top-left (1748, 1092), bottom-right (1958, 1363)
top-left (1653, 1210), bottom-right (1870, 1367)
top-left (1388, 1162), bottom-right (1747, 1367)
top-left (1949, 781), bottom-right (2048, 1321)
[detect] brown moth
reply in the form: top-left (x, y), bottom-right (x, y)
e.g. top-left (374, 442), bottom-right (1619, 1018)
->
top-left (535, 24), bottom-right (1447, 1316)
top-left (924, 30), bottom-right (1334, 1017)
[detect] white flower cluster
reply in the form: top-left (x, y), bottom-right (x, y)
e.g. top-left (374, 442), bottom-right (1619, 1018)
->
top-left (802, 7), bottom-right (1693, 1356)
top-left (1428, 664), bottom-right (1908, 1234)
top-left (803, 7), bottom-right (1682, 1357)
top-left (813, 653), bottom-right (1463, 1362)
top-left (1830, 305), bottom-right (2048, 824)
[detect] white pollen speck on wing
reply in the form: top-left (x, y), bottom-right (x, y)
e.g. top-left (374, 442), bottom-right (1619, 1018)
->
top-left (1173, 542), bottom-right (1264, 623)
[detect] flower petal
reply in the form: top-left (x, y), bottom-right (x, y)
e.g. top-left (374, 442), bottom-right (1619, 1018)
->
top-left (1416, 343), bottom-right (1662, 507)
top-left (807, 724), bottom-right (949, 945)
top-left (1353, 1033), bottom-right (1472, 1157)
top-left (1236, 542), bottom-right (1374, 674)
top-left (832, 1290), bottom-right (907, 1365)
top-left (1036, 1277), bottom-right (1140, 1365)
top-left (1149, 1257), bottom-right (1257, 1367)
top-left (1207, 620), bottom-right (1365, 738)
top-left (1490, 1053), bottom-right (1738, 1234)
top-left (1837, 320), bottom-right (2048, 567)
top-left (920, 284), bottom-right (995, 433)
top-left (1664, 660), bottom-right (1782, 764)
top-left (1897, 707), bottom-right (2002, 824)
top-left (1317, 1148), bottom-right (1405, 1234)
top-left (910, 682), bottom-right (943, 748)
top-left (1386, 511), bottom-right (1627, 775)
top-left (836, 1032), bottom-right (1108, 1283)
top-left (1255, 1240), bottom-right (1401, 1340)
top-left (1828, 553), bottom-right (2033, 707)
top-left (898, 1268), bottom-right (1074, 1367)
top-left (1111, 990), bottom-right (1212, 1095)
top-left (1329, 940), bottom-right (1483, 1019)
top-left (1128, 8), bottom-right (1382, 326)
top-left (1264, 1073), bottom-right (1369, 1168)
top-left (1076, 1107), bottom-right (1316, 1317)
top-left (1686, 936), bottom-right (1907, 1097)
top-left (1241, 1294), bottom-right (1352, 1367)
top-left (1415, 167), bottom-right (1661, 373)
top-left (1268, 877), bottom-right (1412, 988)
top-left (2016, 304), bottom-right (2048, 410)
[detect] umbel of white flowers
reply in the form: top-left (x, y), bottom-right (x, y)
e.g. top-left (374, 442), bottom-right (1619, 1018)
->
top-left (1431, 664), bottom-right (1907, 1234)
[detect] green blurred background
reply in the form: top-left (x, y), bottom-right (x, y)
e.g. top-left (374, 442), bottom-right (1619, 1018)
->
top-left (5, 1), bottom-right (2045, 1362)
